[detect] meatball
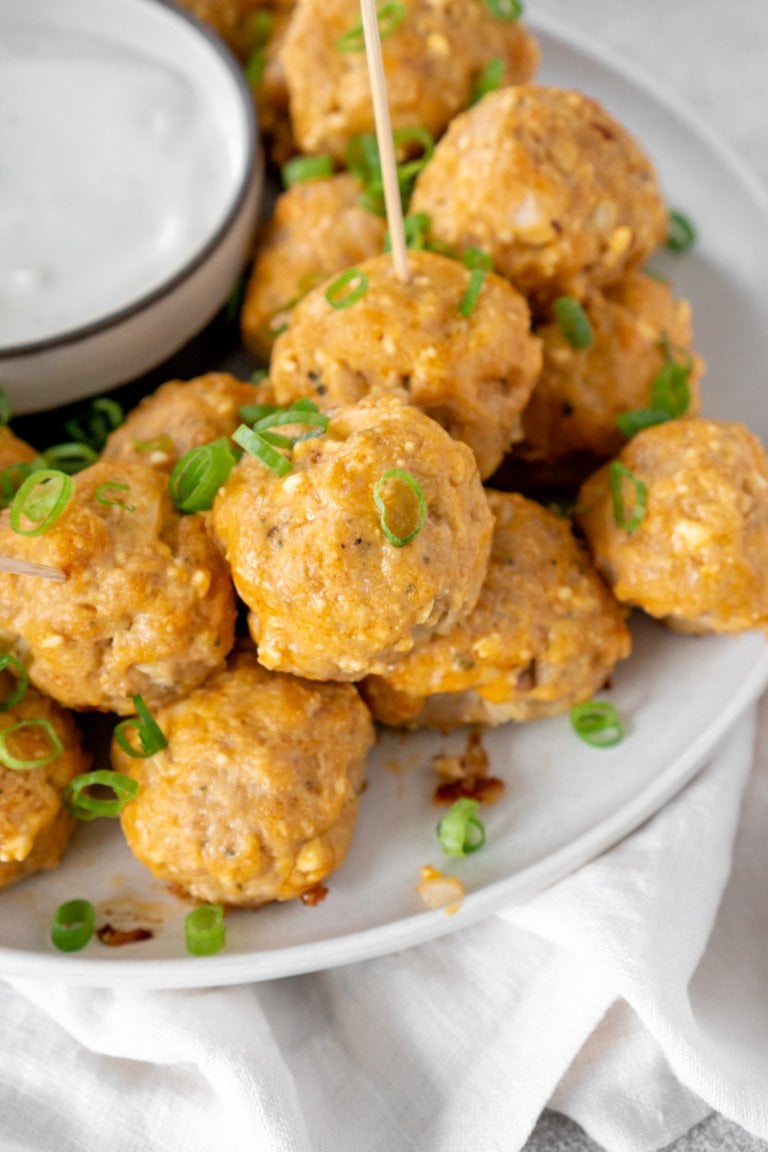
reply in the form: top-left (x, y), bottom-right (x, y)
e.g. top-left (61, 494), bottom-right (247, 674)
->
top-left (410, 86), bottom-right (667, 306)
top-left (212, 396), bottom-right (493, 680)
top-left (0, 462), bottom-right (236, 713)
top-left (576, 418), bottom-right (768, 634)
top-left (517, 271), bottom-right (704, 464)
top-left (280, 0), bottom-right (539, 160)
top-left (115, 646), bottom-right (374, 906)
top-left (0, 427), bottom-right (38, 472)
top-left (241, 174), bottom-right (386, 361)
top-left (363, 490), bottom-right (630, 728)
top-left (0, 667), bottom-right (90, 890)
top-left (102, 373), bottom-right (265, 473)
top-left (269, 250), bottom-right (542, 479)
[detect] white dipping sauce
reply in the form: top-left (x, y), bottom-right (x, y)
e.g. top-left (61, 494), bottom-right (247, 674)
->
top-left (0, 25), bottom-right (238, 346)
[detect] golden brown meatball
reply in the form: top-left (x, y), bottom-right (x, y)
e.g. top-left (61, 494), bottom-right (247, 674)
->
top-left (0, 427), bottom-right (39, 472)
top-left (0, 666), bottom-right (90, 890)
top-left (269, 250), bottom-right (542, 479)
top-left (212, 396), bottom-right (493, 680)
top-left (576, 418), bottom-right (768, 634)
top-left (410, 86), bottom-right (667, 306)
top-left (0, 462), bottom-right (236, 713)
top-left (115, 646), bottom-right (374, 906)
top-left (241, 175), bottom-right (386, 360)
top-left (362, 490), bottom-right (630, 728)
top-left (517, 272), bottom-right (705, 464)
top-left (102, 373), bottom-right (266, 473)
top-left (280, 0), bottom-right (539, 160)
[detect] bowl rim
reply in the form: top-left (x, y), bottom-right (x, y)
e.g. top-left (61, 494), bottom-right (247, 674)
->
top-left (0, 0), bottom-right (260, 361)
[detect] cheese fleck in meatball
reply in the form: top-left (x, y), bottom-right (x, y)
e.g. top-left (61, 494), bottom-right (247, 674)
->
top-left (115, 647), bottom-right (374, 906)
top-left (213, 396), bottom-right (493, 680)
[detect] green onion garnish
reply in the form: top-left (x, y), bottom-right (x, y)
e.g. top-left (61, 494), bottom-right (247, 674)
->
top-left (51, 899), bottom-right (95, 953)
top-left (615, 409), bottom-right (670, 439)
top-left (336, 0), bottom-right (406, 52)
top-left (373, 468), bottom-right (427, 547)
top-left (392, 127), bottom-right (435, 188)
top-left (185, 904), bottom-right (226, 956)
top-left (553, 296), bottom-right (594, 348)
top-left (232, 425), bottom-right (292, 477)
top-left (64, 770), bottom-right (140, 821)
top-left (42, 442), bottom-right (98, 475)
top-left (0, 717), bottom-right (63, 771)
top-left (244, 10), bottom-right (273, 88)
top-left (609, 460), bottom-right (648, 533)
top-left (570, 700), bottom-right (624, 747)
top-left (484, 0), bottom-right (523, 19)
top-left (132, 435), bottom-right (174, 456)
top-left (458, 248), bottom-right (493, 318)
top-left (94, 481), bottom-right (136, 512)
top-left (665, 209), bottom-right (696, 254)
top-left (437, 797), bottom-right (486, 857)
top-left (10, 470), bottom-right (74, 537)
top-left (169, 441), bottom-right (237, 514)
top-left (281, 154), bottom-right (335, 187)
top-left (251, 406), bottom-right (329, 447)
top-left (346, 132), bottom-right (382, 186)
top-left (0, 389), bottom-right (11, 427)
top-left (325, 269), bottom-right (369, 309)
top-left (113, 695), bottom-right (168, 759)
top-left (470, 57), bottom-right (504, 104)
top-left (650, 338), bottom-right (691, 417)
top-left (64, 397), bottom-right (124, 450)
top-left (0, 653), bottom-right (29, 711)
top-left (239, 402), bottom-right (280, 425)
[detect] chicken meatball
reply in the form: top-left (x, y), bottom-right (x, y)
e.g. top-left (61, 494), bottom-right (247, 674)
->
top-left (212, 396), bottom-right (493, 680)
top-left (0, 664), bottom-right (90, 890)
top-left (241, 174), bottom-right (387, 360)
top-left (410, 86), bottom-right (667, 306)
top-left (576, 418), bottom-right (768, 634)
top-left (115, 646), bottom-right (374, 906)
top-left (517, 271), bottom-right (704, 465)
top-left (280, 0), bottom-right (539, 160)
top-left (102, 373), bottom-right (266, 473)
top-left (269, 250), bottom-right (542, 479)
top-left (363, 490), bottom-right (630, 728)
top-left (0, 462), bottom-right (236, 713)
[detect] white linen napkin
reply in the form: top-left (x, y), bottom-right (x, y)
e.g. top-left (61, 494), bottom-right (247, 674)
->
top-left (3, 694), bottom-right (767, 1152)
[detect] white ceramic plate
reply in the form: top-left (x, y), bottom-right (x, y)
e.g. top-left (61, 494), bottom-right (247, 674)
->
top-left (1, 13), bottom-right (768, 988)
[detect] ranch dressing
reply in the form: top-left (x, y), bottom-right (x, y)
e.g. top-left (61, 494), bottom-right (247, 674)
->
top-left (0, 25), bottom-right (238, 347)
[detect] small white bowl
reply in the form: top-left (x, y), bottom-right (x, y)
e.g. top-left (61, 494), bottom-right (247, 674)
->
top-left (0, 0), bottom-right (263, 414)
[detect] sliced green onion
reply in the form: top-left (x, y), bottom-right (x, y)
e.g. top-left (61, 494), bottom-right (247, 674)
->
top-left (51, 899), bottom-right (95, 952)
top-left (373, 468), bottom-right (427, 547)
top-left (244, 11), bottom-right (273, 88)
top-left (0, 653), bottom-right (29, 711)
top-left (10, 470), bottom-right (74, 537)
top-left (386, 211), bottom-right (432, 253)
top-left (570, 700), bottom-right (624, 747)
top-left (132, 435), bottom-right (175, 456)
top-left (393, 127), bottom-right (435, 190)
top-left (185, 904), bottom-right (226, 956)
top-left (437, 797), bottom-right (486, 857)
top-left (95, 481), bottom-right (136, 512)
top-left (169, 441), bottom-right (237, 514)
top-left (484, 0), bottom-right (523, 18)
top-left (239, 401), bottom-right (280, 425)
top-left (42, 442), bottom-right (98, 475)
top-left (609, 460), bottom-right (648, 533)
top-left (281, 154), bottom-right (335, 187)
top-left (336, 0), bottom-right (406, 52)
top-left (0, 717), bottom-right (63, 771)
top-left (346, 132), bottom-right (381, 186)
top-left (470, 57), bottom-right (504, 104)
top-left (0, 460), bottom-right (43, 510)
top-left (553, 296), bottom-right (594, 348)
top-left (463, 248), bottom-right (493, 272)
top-left (665, 209), bottom-right (696, 254)
top-left (113, 695), bottom-right (168, 759)
top-left (615, 409), bottom-right (671, 439)
top-left (0, 389), bottom-right (11, 427)
top-left (252, 406), bottom-right (329, 448)
top-left (232, 425), bottom-right (292, 477)
top-left (650, 338), bottom-right (692, 417)
top-left (250, 368), bottom-right (269, 385)
top-left (64, 397), bottom-right (124, 449)
top-left (459, 269), bottom-right (487, 317)
top-left (325, 269), bottom-right (368, 309)
top-left (64, 770), bottom-right (140, 821)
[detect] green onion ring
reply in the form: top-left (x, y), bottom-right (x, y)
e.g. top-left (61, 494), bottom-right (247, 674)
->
top-left (437, 798), bottom-right (486, 857)
top-left (51, 899), bottom-right (95, 952)
top-left (168, 441), bottom-right (237, 514)
top-left (484, 0), bottom-right (523, 17)
top-left (64, 397), bottom-right (124, 450)
top-left (42, 442), bottom-right (98, 475)
top-left (94, 481), bottom-right (136, 512)
top-left (232, 425), bottom-right (292, 477)
top-left (10, 470), bottom-right (74, 537)
top-left (609, 460), bottom-right (648, 533)
top-left (281, 154), bottom-right (335, 187)
top-left (185, 904), bottom-right (227, 956)
top-left (252, 407), bottom-right (329, 448)
top-left (0, 717), bottom-right (63, 771)
top-left (615, 409), bottom-right (671, 439)
top-left (373, 468), bottom-right (427, 547)
top-left (553, 296), bottom-right (594, 349)
top-left (570, 700), bottom-right (624, 747)
top-left (470, 57), bottom-right (504, 104)
top-left (113, 695), bottom-right (168, 759)
top-left (459, 268), bottom-right (487, 318)
top-left (64, 770), bottom-right (140, 821)
top-left (132, 435), bottom-right (174, 456)
top-left (0, 653), bottom-right (29, 711)
top-left (665, 209), bottom-right (696, 254)
top-left (325, 269), bottom-right (369, 310)
top-left (336, 0), bottom-right (406, 52)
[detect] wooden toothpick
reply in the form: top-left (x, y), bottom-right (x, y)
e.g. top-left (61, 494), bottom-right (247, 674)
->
top-left (359, 0), bottom-right (410, 283)
top-left (0, 556), bottom-right (66, 581)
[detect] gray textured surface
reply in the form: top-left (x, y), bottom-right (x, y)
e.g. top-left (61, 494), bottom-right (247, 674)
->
top-left (527, 1111), bottom-right (768, 1151)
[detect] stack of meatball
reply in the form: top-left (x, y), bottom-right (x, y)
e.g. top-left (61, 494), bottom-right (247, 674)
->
top-left (1, 0), bottom-right (767, 919)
